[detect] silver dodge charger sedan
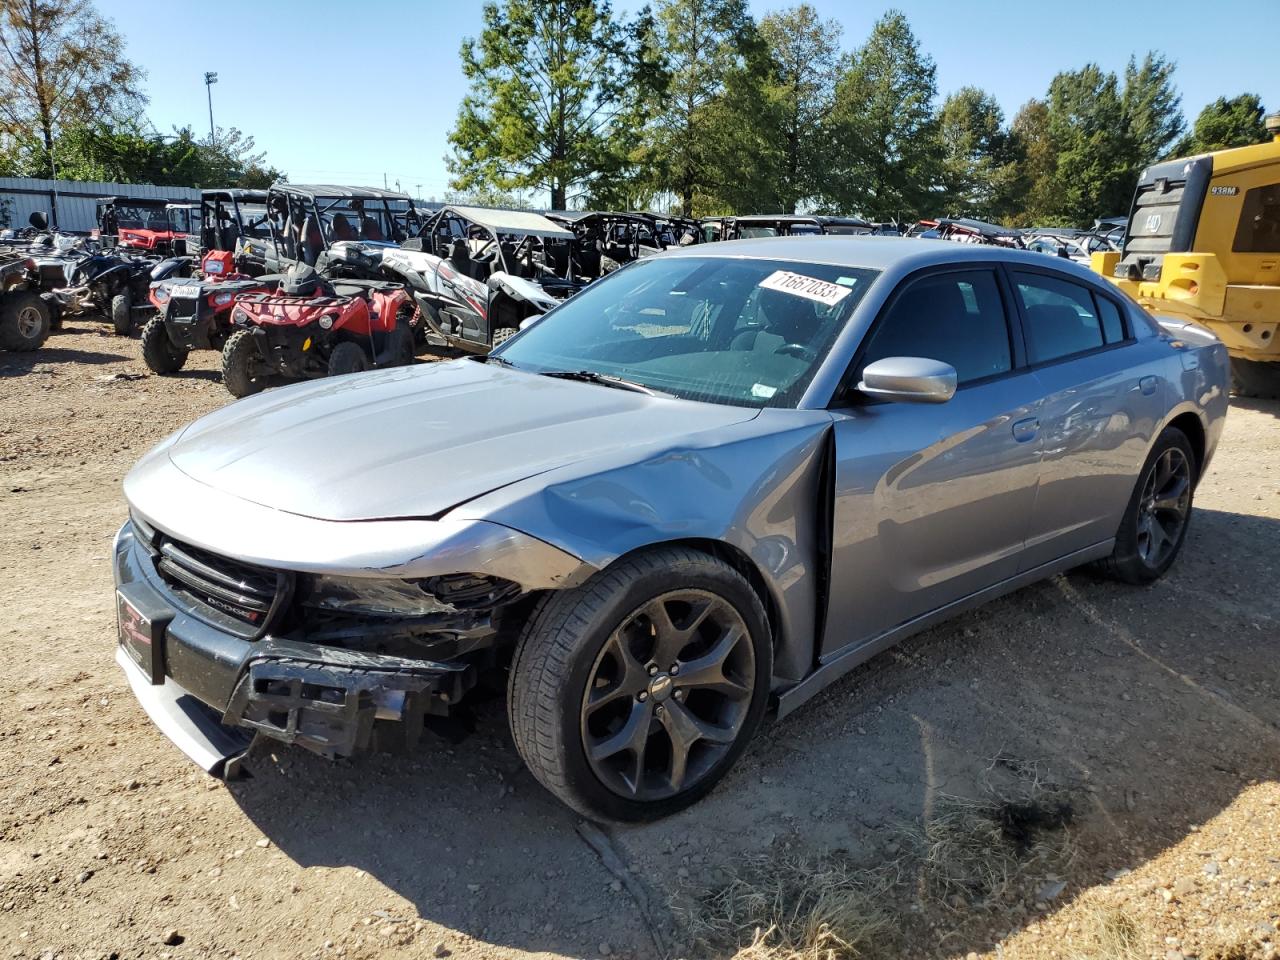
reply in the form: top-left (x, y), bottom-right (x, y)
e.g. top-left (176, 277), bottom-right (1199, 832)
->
top-left (114, 237), bottom-right (1229, 821)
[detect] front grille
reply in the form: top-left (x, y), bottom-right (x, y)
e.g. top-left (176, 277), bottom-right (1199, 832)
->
top-left (167, 296), bottom-right (199, 322)
top-left (153, 534), bottom-right (291, 637)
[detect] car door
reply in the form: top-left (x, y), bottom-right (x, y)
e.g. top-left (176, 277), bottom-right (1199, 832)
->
top-left (1009, 268), bottom-right (1171, 569)
top-left (822, 267), bottom-right (1045, 657)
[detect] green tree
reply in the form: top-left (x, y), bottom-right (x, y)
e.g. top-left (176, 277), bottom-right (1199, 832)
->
top-left (755, 4), bottom-right (841, 213)
top-left (648, 0), bottom-right (759, 215)
top-left (447, 0), bottom-right (659, 209)
top-left (1044, 64), bottom-right (1132, 224)
top-left (1008, 98), bottom-right (1057, 225)
top-left (1177, 94), bottom-right (1270, 154)
top-left (1121, 51), bottom-right (1183, 165)
top-left (0, 0), bottom-right (146, 177)
top-left (827, 10), bottom-right (940, 221)
top-left (937, 86), bottom-right (1019, 220)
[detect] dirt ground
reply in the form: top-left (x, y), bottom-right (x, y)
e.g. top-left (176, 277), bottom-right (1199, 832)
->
top-left (1, 317), bottom-right (1277, 960)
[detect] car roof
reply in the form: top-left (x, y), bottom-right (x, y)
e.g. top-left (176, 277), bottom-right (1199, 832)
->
top-left (655, 234), bottom-right (1112, 284)
top-left (274, 184), bottom-right (410, 201)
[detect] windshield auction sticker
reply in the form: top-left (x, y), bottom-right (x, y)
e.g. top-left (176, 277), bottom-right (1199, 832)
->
top-left (759, 270), bottom-right (853, 307)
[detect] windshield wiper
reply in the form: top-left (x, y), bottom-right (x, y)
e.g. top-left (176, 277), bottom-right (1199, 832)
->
top-left (478, 354), bottom-right (517, 367)
top-left (538, 369), bottom-right (670, 397)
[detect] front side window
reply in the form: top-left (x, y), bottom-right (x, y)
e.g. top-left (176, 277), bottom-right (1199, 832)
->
top-left (1232, 183), bottom-right (1280, 253)
top-left (1013, 272), bottom-right (1106, 364)
top-left (860, 270), bottom-right (1012, 385)
top-left (497, 256), bottom-right (877, 408)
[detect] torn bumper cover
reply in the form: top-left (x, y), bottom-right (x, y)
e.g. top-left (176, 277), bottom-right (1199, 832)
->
top-left (113, 521), bottom-right (479, 774)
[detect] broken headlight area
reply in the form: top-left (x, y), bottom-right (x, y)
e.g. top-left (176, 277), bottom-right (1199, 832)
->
top-left (300, 572), bottom-right (522, 618)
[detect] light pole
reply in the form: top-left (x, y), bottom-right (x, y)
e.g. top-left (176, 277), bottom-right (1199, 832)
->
top-left (204, 72), bottom-right (218, 143)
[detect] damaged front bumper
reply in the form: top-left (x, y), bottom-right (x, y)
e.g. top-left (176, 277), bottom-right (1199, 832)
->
top-left (113, 521), bottom-right (479, 774)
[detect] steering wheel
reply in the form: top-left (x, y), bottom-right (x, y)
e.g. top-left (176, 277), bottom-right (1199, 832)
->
top-left (774, 342), bottom-right (816, 361)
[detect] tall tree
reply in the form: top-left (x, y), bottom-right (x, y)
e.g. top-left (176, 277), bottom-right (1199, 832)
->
top-left (1008, 98), bottom-right (1057, 225)
top-left (827, 10), bottom-right (940, 221)
top-left (937, 86), bottom-right (1017, 219)
top-left (1044, 64), bottom-right (1132, 224)
top-left (1121, 51), bottom-right (1183, 165)
top-left (447, 0), bottom-right (659, 209)
top-left (648, 0), bottom-right (759, 215)
top-left (0, 0), bottom-right (146, 177)
top-left (755, 4), bottom-right (841, 213)
top-left (1177, 94), bottom-right (1270, 154)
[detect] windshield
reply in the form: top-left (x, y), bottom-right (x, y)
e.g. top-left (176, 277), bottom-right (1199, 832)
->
top-left (495, 256), bottom-right (877, 408)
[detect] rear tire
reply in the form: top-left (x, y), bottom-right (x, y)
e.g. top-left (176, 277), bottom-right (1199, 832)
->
top-left (1097, 426), bottom-right (1196, 585)
top-left (508, 546), bottom-right (771, 822)
top-left (1231, 358), bottom-right (1280, 399)
top-left (328, 340), bottom-right (371, 377)
top-left (222, 329), bottom-right (265, 398)
top-left (0, 291), bottom-right (51, 351)
top-left (110, 291), bottom-right (133, 335)
top-left (140, 315), bottom-right (188, 374)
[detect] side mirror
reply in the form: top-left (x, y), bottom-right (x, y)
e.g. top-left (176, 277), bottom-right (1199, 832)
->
top-left (29, 211), bottom-right (48, 231)
top-left (857, 357), bottom-right (957, 404)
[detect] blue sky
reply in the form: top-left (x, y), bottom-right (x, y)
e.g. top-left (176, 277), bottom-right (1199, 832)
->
top-left (96, 0), bottom-right (1275, 199)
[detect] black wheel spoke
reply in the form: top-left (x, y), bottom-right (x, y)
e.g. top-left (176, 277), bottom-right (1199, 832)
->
top-left (585, 631), bottom-right (650, 714)
top-left (1135, 447), bottom-right (1190, 568)
top-left (588, 698), bottom-right (654, 795)
top-left (1153, 474), bottom-right (1189, 513)
top-left (658, 700), bottom-right (735, 793)
top-left (675, 626), bottom-right (750, 699)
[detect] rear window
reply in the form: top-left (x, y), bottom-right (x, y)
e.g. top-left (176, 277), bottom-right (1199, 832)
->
top-left (1232, 183), bottom-right (1280, 253)
top-left (1096, 296), bottom-right (1126, 343)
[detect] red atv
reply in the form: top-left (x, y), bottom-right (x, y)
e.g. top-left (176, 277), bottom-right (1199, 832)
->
top-left (221, 262), bottom-right (415, 398)
top-left (141, 250), bottom-right (277, 374)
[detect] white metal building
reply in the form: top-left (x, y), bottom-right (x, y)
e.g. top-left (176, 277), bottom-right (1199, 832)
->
top-left (0, 177), bottom-right (200, 233)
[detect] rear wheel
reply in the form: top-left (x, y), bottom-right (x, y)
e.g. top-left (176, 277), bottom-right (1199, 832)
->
top-left (110, 291), bottom-right (133, 335)
top-left (508, 546), bottom-right (771, 821)
top-left (222, 329), bottom-right (266, 398)
top-left (1231, 358), bottom-right (1280, 399)
top-left (0, 292), bottom-right (51, 351)
top-left (140, 315), bottom-right (188, 374)
top-left (328, 340), bottom-right (371, 377)
top-left (1098, 426), bottom-right (1196, 584)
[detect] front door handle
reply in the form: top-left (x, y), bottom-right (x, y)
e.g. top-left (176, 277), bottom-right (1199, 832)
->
top-left (1012, 417), bottom-right (1040, 443)
top-left (1139, 375), bottom-right (1158, 396)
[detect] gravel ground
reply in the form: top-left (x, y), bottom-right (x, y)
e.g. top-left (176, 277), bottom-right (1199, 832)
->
top-left (1, 316), bottom-right (1277, 960)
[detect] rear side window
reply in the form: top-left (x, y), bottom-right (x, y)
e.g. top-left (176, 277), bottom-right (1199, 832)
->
top-left (1013, 272), bottom-right (1105, 364)
top-left (1232, 183), bottom-right (1280, 253)
top-left (861, 270), bottom-right (1012, 385)
top-left (1095, 296), bottom-right (1126, 343)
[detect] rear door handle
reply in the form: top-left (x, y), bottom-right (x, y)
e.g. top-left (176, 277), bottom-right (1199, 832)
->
top-left (1012, 417), bottom-right (1040, 442)
top-left (1139, 375), bottom-right (1158, 396)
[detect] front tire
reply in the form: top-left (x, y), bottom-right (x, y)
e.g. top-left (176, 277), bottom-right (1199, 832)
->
top-left (508, 546), bottom-right (771, 822)
top-left (222, 329), bottom-right (266, 398)
top-left (140, 315), bottom-right (188, 374)
top-left (1098, 426), bottom-right (1196, 584)
top-left (1231, 358), bottom-right (1280, 399)
top-left (110, 291), bottom-right (133, 335)
top-left (0, 291), bottom-right (52, 351)
top-left (328, 340), bottom-right (371, 377)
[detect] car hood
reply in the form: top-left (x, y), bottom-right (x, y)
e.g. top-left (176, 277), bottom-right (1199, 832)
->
top-left (165, 359), bottom-right (759, 521)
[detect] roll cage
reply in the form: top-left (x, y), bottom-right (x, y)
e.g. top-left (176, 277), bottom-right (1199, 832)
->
top-left (265, 184), bottom-right (415, 265)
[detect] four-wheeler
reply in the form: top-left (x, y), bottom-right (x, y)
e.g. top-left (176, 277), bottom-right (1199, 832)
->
top-left (0, 248), bottom-right (51, 351)
top-left (141, 249), bottom-right (278, 374)
top-left (262, 184), bottom-right (415, 279)
top-left (382, 204), bottom-right (581, 352)
top-left (545, 211), bottom-right (667, 278)
top-left (220, 262), bottom-right (414, 397)
top-left (96, 196), bottom-right (199, 257)
top-left (1092, 112), bottom-right (1280, 398)
top-left (51, 244), bottom-right (190, 334)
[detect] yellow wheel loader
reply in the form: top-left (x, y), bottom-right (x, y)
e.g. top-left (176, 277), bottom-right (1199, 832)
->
top-left (1093, 114), bottom-right (1280, 398)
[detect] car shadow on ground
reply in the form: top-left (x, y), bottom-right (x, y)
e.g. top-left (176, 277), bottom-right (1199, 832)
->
top-left (228, 506), bottom-right (1280, 959)
top-left (1230, 395), bottom-right (1280, 419)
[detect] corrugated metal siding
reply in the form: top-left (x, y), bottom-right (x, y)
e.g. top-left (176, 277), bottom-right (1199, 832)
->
top-left (0, 178), bottom-right (200, 233)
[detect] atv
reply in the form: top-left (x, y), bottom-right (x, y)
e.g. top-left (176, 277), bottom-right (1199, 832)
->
top-left (262, 184), bottom-right (415, 279)
top-left (141, 250), bottom-right (278, 374)
top-left (54, 247), bottom-right (191, 334)
top-left (220, 262), bottom-right (414, 398)
top-left (381, 204), bottom-right (583, 353)
top-left (96, 196), bottom-right (199, 257)
top-left (199, 189), bottom-right (280, 276)
top-left (0, 248), bottom-right (51, 351)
